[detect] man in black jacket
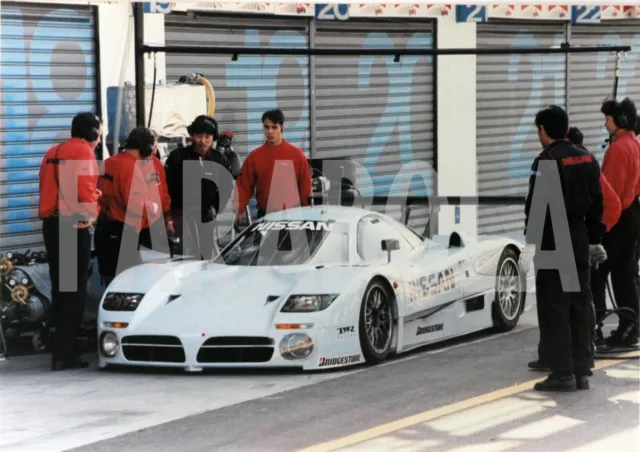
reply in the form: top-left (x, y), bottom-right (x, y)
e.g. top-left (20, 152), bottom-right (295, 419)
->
top-left (164, 115), bottom-right (233, 259)
top-left (520, 105), bottom-right (606, 392)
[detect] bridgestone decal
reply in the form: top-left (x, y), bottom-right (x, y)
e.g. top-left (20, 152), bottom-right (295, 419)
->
top-left (318, 354), bottom-right (361, 367)
top-left (417, 323), bottom-right (444, 335)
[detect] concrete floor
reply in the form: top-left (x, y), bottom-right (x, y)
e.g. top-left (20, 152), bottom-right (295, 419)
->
top-left (1, 303), bottom-right (638, 452)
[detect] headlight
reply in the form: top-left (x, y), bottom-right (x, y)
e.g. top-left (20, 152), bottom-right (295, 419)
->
top-left (280, 294), bottom-right (339, 313)
top-left (100, 331), bottom-right (119, 357)
top-left (102, 293), bottom-right (145, 311)
top-left (279, 333), bottom-right (314, 360)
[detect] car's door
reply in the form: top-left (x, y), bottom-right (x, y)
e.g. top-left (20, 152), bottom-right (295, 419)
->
top-left (402, 240), bottom-right (468, 317)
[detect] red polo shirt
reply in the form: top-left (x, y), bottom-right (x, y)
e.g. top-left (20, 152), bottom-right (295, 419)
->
top-left (602, 130), bottom-right (640, 211)
top-left (38, 138), bottom-right (100, 220)
top-left (97, 152), bottom-right (168, 232)
top-left (234, 140), bottom-right (312, 214)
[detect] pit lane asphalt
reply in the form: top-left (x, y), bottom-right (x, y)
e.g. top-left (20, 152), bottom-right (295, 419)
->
top-left (67, 309), bottom-right (640, 452)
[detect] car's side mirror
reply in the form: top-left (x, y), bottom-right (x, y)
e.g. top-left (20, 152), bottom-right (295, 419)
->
top-left (381, 239), bottom-right (400, 262)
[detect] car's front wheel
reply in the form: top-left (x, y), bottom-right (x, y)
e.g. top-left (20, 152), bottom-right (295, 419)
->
top-left (358, 279), bottom-right (394, 364)
top-left (492, 247), bottom-right (526, 332)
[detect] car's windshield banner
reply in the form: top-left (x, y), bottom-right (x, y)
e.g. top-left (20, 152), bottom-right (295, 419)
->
top-left (250, 221), bottom-right (333, 232)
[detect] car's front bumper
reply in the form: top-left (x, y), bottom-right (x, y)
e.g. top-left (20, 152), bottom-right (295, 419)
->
top-left (97, 324), bottom-right (365, 372)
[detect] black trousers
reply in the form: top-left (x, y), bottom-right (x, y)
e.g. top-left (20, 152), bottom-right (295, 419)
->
top-left (538, 282), bottom-right (597, 370)
top-left (591, 199), bottom-right (640, 337)
top-left (94, 219), bottom-right (162, 285)
top-left (42, 216), bottom-right (92, 361)
top-left (172, 211), bottom-right (216, 260)
top-left (536, 262), bottom-right (592, 376)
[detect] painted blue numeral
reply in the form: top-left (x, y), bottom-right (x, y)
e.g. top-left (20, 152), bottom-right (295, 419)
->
top-left (508, 32), bottom-right (565, 181)
top-left (456, 5), bottom-right (487, 23)
top-left (1, 7), bottom-right (96, 235)
top-left (315, 4), bottom-right (349, 21)
top-left (358, 32), bottom-right (433, 196)
top-left (571, 6), bottom-right (601, 24)
top-left (226, 30), bottom-right (310, 155)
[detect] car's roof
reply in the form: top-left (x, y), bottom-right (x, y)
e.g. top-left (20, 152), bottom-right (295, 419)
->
top-left (259, 205), bottom-right (380, 226)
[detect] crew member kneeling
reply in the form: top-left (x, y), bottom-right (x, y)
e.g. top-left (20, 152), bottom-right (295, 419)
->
top-left (94, 127), bottom-right (171, 285)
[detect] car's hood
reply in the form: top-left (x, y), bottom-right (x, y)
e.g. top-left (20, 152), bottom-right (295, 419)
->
top-left (106, 262), bottom-right (367, 336)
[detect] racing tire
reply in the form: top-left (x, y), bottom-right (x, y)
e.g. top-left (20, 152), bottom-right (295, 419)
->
top-left (358, 278), bottom-right (395, 365)
top-left (491, 248), bottom-right (526, 332)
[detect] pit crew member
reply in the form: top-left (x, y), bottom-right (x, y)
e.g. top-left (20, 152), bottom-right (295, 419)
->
top-left (528, 125), bottom-right (620, 373)
top-left (94, 127), bottom-right (167, 285)
top-left (38, 111), bottom-right (102, 370)
top-left (164, 115), bottom-right (232, 259)
top-left (233, 109), bottom-right (312, 227)
top-left (591, 98), bottom-right (640, 348)
top-left (522, 105), bottom-right (605, 391)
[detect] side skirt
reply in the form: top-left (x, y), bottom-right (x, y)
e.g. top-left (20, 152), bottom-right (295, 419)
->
top-left (399, 289), bottom-right (497, 352)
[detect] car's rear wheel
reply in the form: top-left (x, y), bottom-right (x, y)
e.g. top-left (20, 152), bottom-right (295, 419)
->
top-left (358, 279), bottom-right (394, 364)
top-left (492, 248), bottom-right (526, 332)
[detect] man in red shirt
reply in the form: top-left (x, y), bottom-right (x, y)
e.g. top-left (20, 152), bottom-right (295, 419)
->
top-left (38, 111), bottom-right (102, 370)
top-left (592, 98), bottom-right (640, 348)
top-left (567, 126), bottom-right (622, 232)
top-left (95, 127), bottom-right (172, 284)
top-left (234, 109), bottom-right (312, 226)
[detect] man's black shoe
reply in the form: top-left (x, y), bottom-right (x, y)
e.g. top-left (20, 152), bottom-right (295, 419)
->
top-left (52, 357), bottom-right (90, 371)
top-left (575, 375), bottom-right (590, 390)
top-left (528, 359), bottom-right (550, 371)
top-left (534, 374), bottom-right (577, 392)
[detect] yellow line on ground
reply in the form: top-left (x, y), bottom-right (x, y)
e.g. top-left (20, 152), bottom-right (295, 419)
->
top-left (298, 350), bottom-right (640, 452)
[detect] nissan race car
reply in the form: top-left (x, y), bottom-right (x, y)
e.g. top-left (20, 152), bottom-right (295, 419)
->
top-left (97, 205), bottom-right (528, 372)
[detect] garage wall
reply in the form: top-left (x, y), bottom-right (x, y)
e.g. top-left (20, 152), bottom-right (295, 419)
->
top-left (313, 19), bottom-right (434, 231)
top-left (0, 2), bottom-right (100, 253)
top-left (569, 21), bottom-right (640, 163)
top-left (163, 13), bottom-right (310, 159)
top-left (476, 21), bottom-right (567, 237)
top-left (163, 12), bottom-right (435, 232)
top-left (436, 14), bottom-right (477, 238)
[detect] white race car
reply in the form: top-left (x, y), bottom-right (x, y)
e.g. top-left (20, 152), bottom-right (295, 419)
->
top-left (97, 205), bottom-right (527, 371)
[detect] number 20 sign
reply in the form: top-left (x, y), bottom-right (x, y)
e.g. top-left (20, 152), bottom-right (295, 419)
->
top-left (315, 4), bottom-right (349, 21)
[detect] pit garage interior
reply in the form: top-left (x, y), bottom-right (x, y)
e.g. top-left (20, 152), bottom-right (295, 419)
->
top-left (1, 2), bottom-right (639, 354)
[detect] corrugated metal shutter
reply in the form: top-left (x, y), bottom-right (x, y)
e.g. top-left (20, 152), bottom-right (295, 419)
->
top-left (314, 19), bottom-right (435, 234)
top-left (569, 21), bottom-right (640, 163)
top-left (164, 12), bottom-right (310, 225)
top-left (0, 3), bottom-right (99, 253)
top-left (476, 21), bottom-right (567, 237)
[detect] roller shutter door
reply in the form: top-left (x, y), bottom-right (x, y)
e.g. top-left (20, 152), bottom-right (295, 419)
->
top-left (164, 13), bottom-right (310, 160)
top-left (314, 19), bottom-right (435, 234)
top-left (569, 22), bottom-right (640, 163)
top-left (164, 13), bottom-right (310, 227)
top-left (476, 21), bottom-right (567, 237)
top-left (0, 3), bottom-right (99, 253)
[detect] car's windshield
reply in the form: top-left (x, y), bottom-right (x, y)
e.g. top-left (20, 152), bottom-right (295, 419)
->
top-left (214, 220), bottom-right (350, 266)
